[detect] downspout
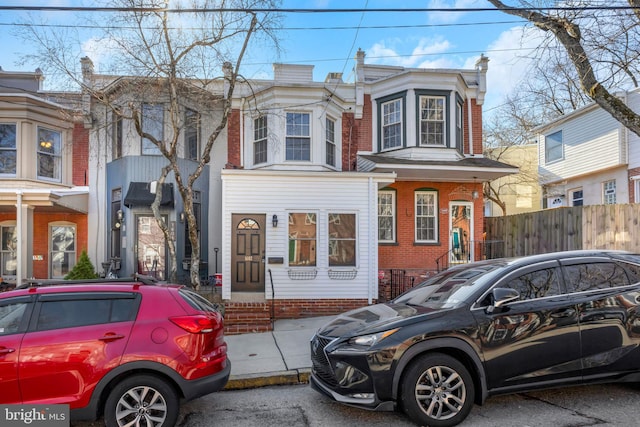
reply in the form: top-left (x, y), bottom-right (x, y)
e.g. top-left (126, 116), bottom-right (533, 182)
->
top-left (467, 96), bottom-right (473, 155)
top-left (368, 177), bottom-right (376, 304)
top-left (16, 191), bottom-right (22, 287)
top-left (240, 97), bottom-right (246, 167)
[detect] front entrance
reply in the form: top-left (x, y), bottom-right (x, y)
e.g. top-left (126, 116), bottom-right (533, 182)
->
top-left (449, 201), bottom-right (473, 264)
top-left (135, 214), bottom-right (166, 280)
top-left (231, 214), bottom-right (265, 292)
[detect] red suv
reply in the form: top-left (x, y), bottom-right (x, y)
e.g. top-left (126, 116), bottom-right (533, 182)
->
top-left (0, 276), bottom-right (229, 427)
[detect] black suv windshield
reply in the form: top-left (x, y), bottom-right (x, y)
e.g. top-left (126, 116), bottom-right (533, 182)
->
top-left (393, 261), bottom-right (505, 309)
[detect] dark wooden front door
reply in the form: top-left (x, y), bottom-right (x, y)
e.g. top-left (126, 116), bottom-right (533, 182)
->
top-left (231, 214), bottom-right (265, 292)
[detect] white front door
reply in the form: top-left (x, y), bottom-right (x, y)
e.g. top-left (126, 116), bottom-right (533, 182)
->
top-left (449, 201), bottom-right (473, 264)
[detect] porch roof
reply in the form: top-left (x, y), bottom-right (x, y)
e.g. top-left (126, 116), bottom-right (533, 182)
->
top-left (0, 187), bottom-right (89, 213)
top-left (357, 154), bottom-right (519, 182)
top-left (124, 182), bottom-right (175, 208)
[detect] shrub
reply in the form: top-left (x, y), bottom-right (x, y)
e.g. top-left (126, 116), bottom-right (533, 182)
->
top-left (65, 249), bottom-right (99, 280)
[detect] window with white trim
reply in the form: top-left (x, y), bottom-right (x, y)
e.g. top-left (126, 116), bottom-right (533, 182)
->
top-left (288, 213), bottom-right (316, 266)
top-left (142, 103), bottom-right (163, 155)
top-left (326, 117), bottom-right (336, 167)
top-left (378, 191), bottom-right (396, 242)
top-left (456, 102), bottom-right (463, 151)
top-left (0, 124), bottom-right (17, 175)
top-left (328, 213), bottom-right (356, 267)
top-left (37, 127), bottom-right (62, 182)
top-left (415, 191), bottom-right (437, 242)
top-left (286, 113), bottom-right (310, 161)
top-left (254, 116), bottom-right (267, 165)
top-left (603, 180), bottom-right (616, 204)
top-left (545, 130), bottom-right (563, 163)
top-left (570, 189), bottom-right (583, 206)
top-left (50, 224), bottom-right (76, 278)
top-left (1, 224), bottom-right (17, 277)
top-left (382, 99), bottom-right (402, 150)
top-left (419, 95), bottom-right (446, 146)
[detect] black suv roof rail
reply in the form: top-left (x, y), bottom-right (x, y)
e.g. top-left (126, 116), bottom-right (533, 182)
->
top-left (16, 273), bottom-right (160, 289)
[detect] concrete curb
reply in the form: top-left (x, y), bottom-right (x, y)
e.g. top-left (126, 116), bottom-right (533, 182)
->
top-left (224, 368), bottom-right (311, 390)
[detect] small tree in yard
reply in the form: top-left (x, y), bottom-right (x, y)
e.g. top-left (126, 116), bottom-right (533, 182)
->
top-left (18, 0), bottom-right (281, 288)
top-left (65, 250), bottom-right (99, 280)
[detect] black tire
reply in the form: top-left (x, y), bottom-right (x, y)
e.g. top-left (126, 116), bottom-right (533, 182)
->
top-left (400, 353), bottom-right (475, 427)
top-left (104, 374), bottom-right (179, 427)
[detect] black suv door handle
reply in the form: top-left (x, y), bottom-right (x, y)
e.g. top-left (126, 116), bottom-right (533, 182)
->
top-left (99, 333), bottom-right (125, 342)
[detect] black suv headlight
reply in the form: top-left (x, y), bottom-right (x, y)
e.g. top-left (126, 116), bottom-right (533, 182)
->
top-left (348, 328), bottom-right (399, 348)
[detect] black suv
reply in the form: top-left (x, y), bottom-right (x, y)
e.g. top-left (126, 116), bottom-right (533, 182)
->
top-left (311, 250), bottom-right (640, 426)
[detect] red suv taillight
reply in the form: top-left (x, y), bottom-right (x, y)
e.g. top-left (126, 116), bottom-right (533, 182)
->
top-left (169, 314), bottom-right (221, 333)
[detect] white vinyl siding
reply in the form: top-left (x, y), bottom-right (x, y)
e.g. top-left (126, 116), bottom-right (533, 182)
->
top-left (221, 171), bottom-right (387, 300)
top-left (539, 107), bottom-right (624, 185)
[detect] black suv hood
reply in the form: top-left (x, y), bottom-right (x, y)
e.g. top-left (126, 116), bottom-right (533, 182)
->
top-left (318, 303), bottom-right (443, 338)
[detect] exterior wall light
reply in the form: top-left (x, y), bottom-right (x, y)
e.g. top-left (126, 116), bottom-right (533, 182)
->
top-left (272, 214), bottom-right (278, 228)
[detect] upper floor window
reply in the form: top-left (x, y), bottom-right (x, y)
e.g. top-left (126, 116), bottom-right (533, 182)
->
top-left (142, 103), bottom-right (163, 155)
top-left (254, 116), bottom-right (267, 165)
top-left (328, 213), bottom-right (356, 267)
top-left (37, 127), bottom-right (62, 182)
top-left (378, 190), bottom-right (396, 242)
top-left (382, 99), bottom-right (402, 150)
top-left (0, 124), bottom-right (17, 175)
top-left (288, 212), bottom-right (316, 266)
top-left (185, 108), bottom-right (200, 161)
top-left (112, 110), bottom-right (122, 160)
top-left (415, 191), bottom-right (438, 243)
top-left (545, 130), bottom-right (563, 163)
top-left (286, 112), bottom-right (310, 161)
top-left (603, 180), bottom-right (616, 204)
top-left (419, 95), bottom-right (446, 146)
top-left (456, 102), bottom-right (463, 152)
top-left (570, 188), bottom-right (583, 206)
top-left (326, 117), bottom-right (336, 167)
top-left (50, 224), bottom-right (76, 278)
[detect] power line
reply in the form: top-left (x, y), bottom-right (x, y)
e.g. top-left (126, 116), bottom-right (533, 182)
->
top-left (0, 5), bottom-right (638, 13)
top-left (0, 19), bottom-right (527, 32)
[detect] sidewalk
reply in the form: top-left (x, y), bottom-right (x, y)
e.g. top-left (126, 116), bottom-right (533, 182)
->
top-left (223, 315), bottom-right (335, 390)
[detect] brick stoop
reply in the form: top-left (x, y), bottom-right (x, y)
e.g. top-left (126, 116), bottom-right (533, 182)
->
top-left (224, 301), bottom-right (273, 335)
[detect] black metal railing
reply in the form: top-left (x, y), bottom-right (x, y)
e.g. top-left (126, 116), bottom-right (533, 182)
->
top-left (435, 240), bottom-right (505, 272)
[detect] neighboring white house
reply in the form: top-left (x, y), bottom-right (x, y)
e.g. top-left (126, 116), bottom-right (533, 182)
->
top-left (535, 91), bottom-right (640, 208)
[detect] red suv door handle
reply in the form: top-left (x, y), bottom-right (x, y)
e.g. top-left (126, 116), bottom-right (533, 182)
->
top-left (99, 333), bottom-right (125, 342)
top-left (0, 347), bottom-right (16, 355)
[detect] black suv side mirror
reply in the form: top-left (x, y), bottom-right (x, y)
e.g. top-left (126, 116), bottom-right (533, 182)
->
top-left (486, 288), bottom-right (520, 314)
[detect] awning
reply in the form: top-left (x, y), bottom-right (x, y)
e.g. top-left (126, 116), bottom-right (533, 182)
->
top-left (357, 154), bottom-right (519, 182)
top-left (124, 182), bottom-right (174, 208)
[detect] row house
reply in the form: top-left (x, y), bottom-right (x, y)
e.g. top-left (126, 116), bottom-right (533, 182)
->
top-left (536, 88), bottom-right (640, 208)
top-left (79, 50), bottom-right (516, 331)
top-left (0, 68), bottom-right (89, 286)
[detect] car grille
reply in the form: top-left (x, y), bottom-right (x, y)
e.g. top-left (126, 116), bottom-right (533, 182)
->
top-left (311, 334), bottom-right (338, 387)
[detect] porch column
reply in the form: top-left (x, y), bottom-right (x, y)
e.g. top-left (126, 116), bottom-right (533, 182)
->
top-left (15, 193), bottom-right (34, 286)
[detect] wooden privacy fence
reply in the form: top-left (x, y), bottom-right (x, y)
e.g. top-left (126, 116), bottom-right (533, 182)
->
top-left (485, 204), bottom-right (640, 257)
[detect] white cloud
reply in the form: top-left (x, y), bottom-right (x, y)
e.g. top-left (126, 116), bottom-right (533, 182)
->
top-left (367, 36), bottom-right (453, 68)
top-left (427, 0), bottom-right (487, 25)
top-left (464, 25), bottom-right (545, 111)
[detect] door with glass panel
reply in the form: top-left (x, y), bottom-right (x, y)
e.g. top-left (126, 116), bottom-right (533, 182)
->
top-left (449, 201), bottom-right (473, 264)
top-left (135, 215), bottom-right (166, 280)
top-left (231, 214), bottom-right (265, 292)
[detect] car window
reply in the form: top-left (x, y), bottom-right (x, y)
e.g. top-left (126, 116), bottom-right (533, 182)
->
top-left (36, 297), bottom-right (137, 331)
top-left (179, 288), bottom-right (220, 312)
top-left (620, 261), bottom-right (640, 283)
top-left (502, 267), bottom-right (561, 301)
top-left (563, 262), bottom-right (629, 293)
top-left (0, 300), bottom-right (28, 335)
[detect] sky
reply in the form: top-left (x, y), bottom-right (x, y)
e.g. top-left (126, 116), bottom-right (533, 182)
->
top-left (0, 0), bottom-right (543, 113)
